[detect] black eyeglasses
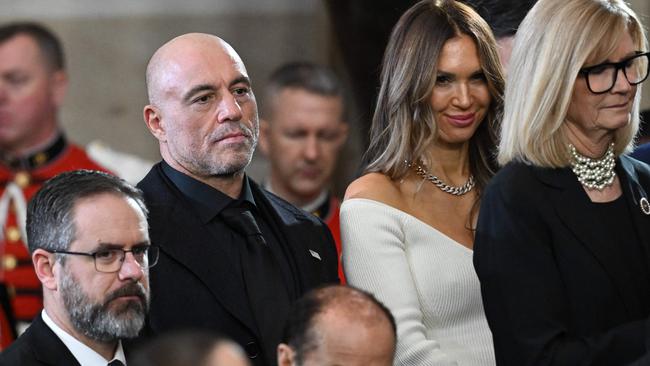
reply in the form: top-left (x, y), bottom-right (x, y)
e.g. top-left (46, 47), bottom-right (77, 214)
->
top-left (579, 52), bottom-right (649, 94)
top-left (50, 245), bottom-right (159, 273)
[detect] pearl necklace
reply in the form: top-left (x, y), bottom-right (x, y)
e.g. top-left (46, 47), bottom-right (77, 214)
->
top-left (407, 161), bottom-right (475, 196)
top-left (568, 142), bottom-right (616, 191)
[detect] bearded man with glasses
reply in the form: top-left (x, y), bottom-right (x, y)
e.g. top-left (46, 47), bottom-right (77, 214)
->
top-left (0, 170), bottom-right (156, 366)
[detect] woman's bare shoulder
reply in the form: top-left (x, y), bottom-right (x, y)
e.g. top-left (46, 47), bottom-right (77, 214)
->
top-left (344, 173), bottom-right (405, 209)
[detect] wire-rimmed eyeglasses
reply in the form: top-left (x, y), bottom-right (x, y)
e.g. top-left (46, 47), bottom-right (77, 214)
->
top-left (49, 245), bottom-right (159, 273)
top-left (579, 52), bottom-right (649, 94)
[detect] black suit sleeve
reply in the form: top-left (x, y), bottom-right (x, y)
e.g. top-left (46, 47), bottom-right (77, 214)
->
top-left (473, 179), bottom-right (647, 366)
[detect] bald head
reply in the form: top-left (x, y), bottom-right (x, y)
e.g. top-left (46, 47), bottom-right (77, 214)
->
top-left (142, 33), bottom-right (258, 187)
top-left (146, 33), bottom-right (245, 107)
top-left (130, 331), bottom-right (250, 366)
top-left (204, 341), bottom-right (250, 366)
top-left (278, 285), bottom-right (396, 366)
top-left (311, 286), bottom-right (395, 330)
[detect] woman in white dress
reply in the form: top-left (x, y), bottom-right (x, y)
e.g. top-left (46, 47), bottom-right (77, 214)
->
top-left (341, 1), bottom-right (504, 365)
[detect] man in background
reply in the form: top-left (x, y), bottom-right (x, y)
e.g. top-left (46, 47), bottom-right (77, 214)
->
top-left (277, 285), bottom-right (396, 366)
top-left (464, 0), bottom-right (537, 70)
top-left (259, 62), bottom-right (348, 281)
top-left (0, 22), bottom-right (111, 344)
top-left (0, 170), bottom-right (154, 365)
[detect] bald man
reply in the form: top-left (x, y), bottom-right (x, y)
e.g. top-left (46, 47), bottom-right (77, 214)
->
top-left (137, 33), bottom-right (339, 366)
top-left (131, 330), bottom-right (251, 366)
top-left (277, 285), bottom-right (396, 366)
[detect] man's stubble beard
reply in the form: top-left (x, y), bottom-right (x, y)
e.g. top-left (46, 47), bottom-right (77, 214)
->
top-left (193, 132), bottom-right (258, 178)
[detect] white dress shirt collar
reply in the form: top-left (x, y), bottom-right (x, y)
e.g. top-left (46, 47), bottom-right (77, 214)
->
top-left (41, 310), bottom-right (127, 366)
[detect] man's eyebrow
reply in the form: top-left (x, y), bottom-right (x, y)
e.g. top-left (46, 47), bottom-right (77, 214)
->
top-left (93, 241), bottom-right (151, 250)
top-left (181, 77), bottom-right (251, 104)
top-left (182, 84), bottom-right (216, 104)
top-left (230, 76), bottom-right (251, 88)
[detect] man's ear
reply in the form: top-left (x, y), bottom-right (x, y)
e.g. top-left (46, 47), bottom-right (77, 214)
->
top-left (143, 105), bottom-right (167, 143)
top-left (50, 70), bottom-right (68, 108)
top-left (277, 343), bottom-right (296, 366)
top-left (258, 118), bottom-right (271, 156)
top-left (335, 122), bottom-right (349, 149)
top-left (32, 249), bottom-right (58, 291)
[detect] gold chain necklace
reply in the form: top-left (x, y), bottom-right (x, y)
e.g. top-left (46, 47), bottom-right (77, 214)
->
top-left (406, 161), bottom-right (475, 196)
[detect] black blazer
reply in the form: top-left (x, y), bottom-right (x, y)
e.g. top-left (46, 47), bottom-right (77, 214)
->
top-left (0, 314), bottom-right (80, 366)
top-left (137, 163), bottom-right (339, 366)
top-left (474, 156), bottom-right (650, 366)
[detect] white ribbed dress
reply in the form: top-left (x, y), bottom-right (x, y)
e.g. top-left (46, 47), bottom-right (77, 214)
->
top-left (340, 198), bottom-right (495, 366)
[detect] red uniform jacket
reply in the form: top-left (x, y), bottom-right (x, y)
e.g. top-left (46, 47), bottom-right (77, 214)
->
top-left (0, 140), bottom-right (109, 348)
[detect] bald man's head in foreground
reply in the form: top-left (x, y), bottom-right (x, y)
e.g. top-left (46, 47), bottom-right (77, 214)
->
top-left (278, 285), bottom-right (396, 366)
top-left (143, 33), bottom-right (258, 185)
top-left (131, 330), bottom-right (250, 366)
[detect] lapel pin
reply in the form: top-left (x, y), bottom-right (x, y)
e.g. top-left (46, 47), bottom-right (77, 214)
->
top-left (309, 249), bottom-right (321, 260)
top-left (640, 197), bottom-right (650, 215)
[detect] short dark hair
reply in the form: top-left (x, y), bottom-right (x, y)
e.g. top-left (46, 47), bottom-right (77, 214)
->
top-left (264, 62), bottom-right (346, 119)
top-left (27, 170), bottom-right (147, 255)
top-left (0, 21), bottom-right (65, 71)
top-left (281, 285), bottom-right (396, 364)
top-left (463, 0), bottom-right (537, 39)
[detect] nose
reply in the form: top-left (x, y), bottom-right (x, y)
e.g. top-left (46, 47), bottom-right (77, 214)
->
top-left (217, 94), bottom-right (243, 123)
top-left (451, 83), bottom-right (472, 109)
top-left (118, 252), bottom-right (145, 282)
top-left (612, 68), bottom-right (633, 93)
top-left (303, 135), bottom-right (320, 162)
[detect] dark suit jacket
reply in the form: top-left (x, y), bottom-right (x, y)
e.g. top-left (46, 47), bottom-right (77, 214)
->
top-left (137, 163), bottom-right (339, 366)
top-left (474, 156), bottom-right (650, 366)
top-left (0, 314), bottom-right (80, 366)
top-left (631, 143), bottom-right (650, 165)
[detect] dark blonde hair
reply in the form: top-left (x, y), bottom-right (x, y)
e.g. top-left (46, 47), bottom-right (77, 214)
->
top-left (364, 0), bottom-right (504, 195)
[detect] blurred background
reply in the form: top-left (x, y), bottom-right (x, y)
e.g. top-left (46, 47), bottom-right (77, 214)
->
top-left (1, 0), bottom-right (648, 191)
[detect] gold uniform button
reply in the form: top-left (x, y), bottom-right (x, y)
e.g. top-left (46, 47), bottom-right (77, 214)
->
top-left (14, 172), bottom-right (30, 188)
top-left (3, 255), bottom-right (17, 271)
top-left (6, 227), bottom-right (20, 242)
top-left (34, 152), bottom-right (48, 166)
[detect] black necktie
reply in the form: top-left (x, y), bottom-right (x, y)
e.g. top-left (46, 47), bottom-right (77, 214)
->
top-left (220, 205), bottom-right (291, 360)
top-left (108, 360), bottom-right (124, 366)
top-left (221, 206), bottom-right (266, 246)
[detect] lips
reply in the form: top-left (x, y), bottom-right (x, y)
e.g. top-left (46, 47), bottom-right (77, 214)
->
top-left (445, 113), bottom-right (476, 128)
top-left (299, 168), bottom-right (321, 179)
top-left (216, 132), bottom-right (248, 143)
top-left (105, 283), bottom-right (147, 307)
top-left (604, 101), bottom-right (630, 109)
top-left (213, 125), bottom-right (252, 143)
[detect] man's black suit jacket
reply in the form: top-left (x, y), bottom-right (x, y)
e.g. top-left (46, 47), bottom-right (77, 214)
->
top-left (0, 314), bottom-right (80, 366)
top-left (474, 156), bottom-right (650, 366)
top-left (137, 163), bottom-right (339, 366)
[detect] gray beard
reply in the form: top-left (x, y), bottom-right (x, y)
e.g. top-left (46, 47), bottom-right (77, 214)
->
top-left (60, 268), bottom-right (149, 342)
top-left (194, 141), bottom-right (257, 178)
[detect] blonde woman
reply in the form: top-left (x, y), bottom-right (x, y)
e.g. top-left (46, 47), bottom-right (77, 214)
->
top-left (341, 0), bottom-right (504, 364)
top-left (474, 0), bottom-right (650, 364)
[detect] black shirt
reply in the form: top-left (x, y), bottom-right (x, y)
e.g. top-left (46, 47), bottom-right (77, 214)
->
top-left (590, 195), bottom-right (650, 313)
top-left (160, 162), bottom-right (297, 303)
